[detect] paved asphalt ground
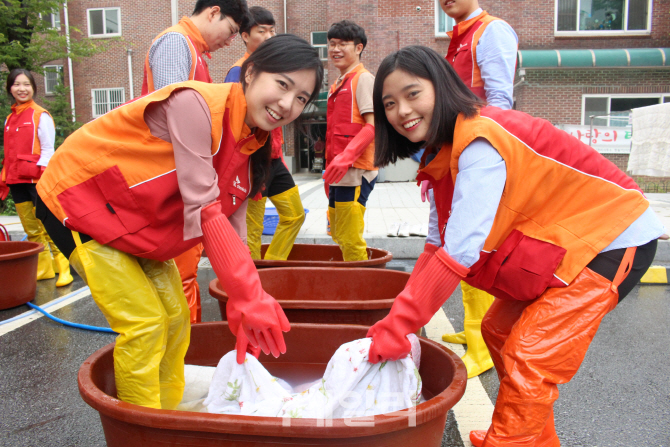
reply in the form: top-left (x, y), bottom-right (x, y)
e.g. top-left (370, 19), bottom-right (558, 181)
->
top-left (1, 261), bottom-right (668, 447)
top-left (1, 175), bottom-right (669, 446)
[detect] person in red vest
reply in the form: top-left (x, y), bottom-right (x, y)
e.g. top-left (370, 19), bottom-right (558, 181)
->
top-left (142, 0), bottom-right (248, 94)
top-left (0, 69), bottom-right (73, 287)
top-left (437, 0), bottom-right (519, 380)
top-left (225, 7), bottom-right (305, 262)
top-left (36, 35), bottom-right (324, 410)
top-left (142, 0), bottom-right (249, 325)
top-left (323, 20), bottom-right (377, 261)
top-left (368, 46), bottom-right (664, 447)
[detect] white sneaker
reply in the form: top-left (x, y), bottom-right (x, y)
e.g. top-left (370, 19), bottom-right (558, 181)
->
top-left (397, 222), bottom-right (410, 237)
top-left (409, 223), bottom-right (428, 237)
top-left (387, 222), bottom-right (400, 237)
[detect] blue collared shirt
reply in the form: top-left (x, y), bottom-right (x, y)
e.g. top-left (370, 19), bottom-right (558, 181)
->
top-left (468, 8), bottom-right (518, 110)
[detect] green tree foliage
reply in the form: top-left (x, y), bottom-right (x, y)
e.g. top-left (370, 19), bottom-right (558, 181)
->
top-left (0, 0), bottom-right (104, 72)
top-left (42, 80), bottom-right (82, 147)
top-left (1, 0), bottom-right (108, 214)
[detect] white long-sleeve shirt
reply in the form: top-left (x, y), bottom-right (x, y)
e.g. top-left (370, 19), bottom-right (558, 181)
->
top-left (428, 139), bottom-right (666, 268)
top-left (36, 112), bottom-right (55, 167)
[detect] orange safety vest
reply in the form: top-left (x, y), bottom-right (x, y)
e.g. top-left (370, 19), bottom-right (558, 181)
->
top-left (227, 52), bottom-right (250, 75)
top-left (417, 107), bottom-right (648, 299)
top-left (325, 64), bottom-right (376, 171)
top-left (446, 11), bottom-right (505, 100)
top-left (2, 100), bottom-right (50, 184)
top-left (38, 82), bottom-right (268, 261)
top-left (141, 17), bottom-right (213, 95)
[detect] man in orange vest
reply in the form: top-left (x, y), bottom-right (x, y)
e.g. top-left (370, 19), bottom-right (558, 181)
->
top-left (323, 20), bottom-right (377, 261)
top-left (436, 0), bottom-right (519, 381)
top-left (142, 0), bottom-right (249, 324)
top-left (225, 7), bottom-right (306, 262)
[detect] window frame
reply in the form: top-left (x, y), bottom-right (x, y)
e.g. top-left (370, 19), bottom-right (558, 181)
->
top-left (311, 31), bottom-right (328, 62)
top-left (91, 88), bottom-right (125, 118)
top-left (40, 11), bottom-right (61, 30)
top-left (581, 93), bottom-right (667, 126)
top-left (43, 65), bottom-right (63, 95)
top-left (87, 7), bottom-right (122, 38)
top-left (554, 0), bottom-right (653, 37)
top-left (435, 0), bottom-right (455, 37)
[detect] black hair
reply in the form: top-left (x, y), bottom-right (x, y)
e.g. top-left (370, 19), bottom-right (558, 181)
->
top-left (6, 68), bottom-right (37, 100)
top-left (192, 0), bottom-right (248, 26)
top-left (327, 20), bottom-right (367, 55)
top-left (373, 45), bottom-right (485, 167)
top-left (239, 34), bottom-right (325, 196)
top-left (241, 6), bottom-right (275, 36)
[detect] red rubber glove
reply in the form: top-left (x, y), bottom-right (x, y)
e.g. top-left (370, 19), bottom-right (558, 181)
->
top-left (235, 326), bottom-right (262, 364)
top-left (420, 180), bottom-right (432, 203)
top-left (201, 201), bottom-right (290, 364)
top-left (322, 123), bottom-right (375, 184)
top-left (367, 248), bottom-right (469, 363)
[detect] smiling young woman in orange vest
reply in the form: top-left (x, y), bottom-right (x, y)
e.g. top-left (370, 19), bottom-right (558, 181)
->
top-left (0, 69), bottom-right (73, 287)
top-left (35, 35), bottom-right (323, 410)
top-left (225, 7), bottom-right (305, 262)
top-left (141, 0), bottom-right (248, 325)
top-left (368, 46), bottom-right (665, 447)
top-left (436, 0), bottom-right (519, 380)
top-left (323, 20), bottom-right (377, 261)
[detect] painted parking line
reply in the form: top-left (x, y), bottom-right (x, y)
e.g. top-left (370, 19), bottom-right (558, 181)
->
top-left (425, 309), bottom-right (494, 447)
top-left (640, 265), bottom-right (669, 284)
top-left (0, 286), bottom-right (91, 337)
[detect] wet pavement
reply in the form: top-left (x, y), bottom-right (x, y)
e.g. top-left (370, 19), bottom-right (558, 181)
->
top-left (1, 262), bottom-right (669, 447)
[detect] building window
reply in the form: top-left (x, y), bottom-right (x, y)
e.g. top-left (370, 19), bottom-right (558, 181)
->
top-left (556, 0), bottom-right (651, 35)
top-left (87, 8), bottom-right (121, 37)
top-left (92, 88), bottom-right (125, 117)
top-left (582, 94), bottom-right (666, 126)
top-left (311, 31), bottom-right (328, 61)
top-left (435, 1), bottom-right (455, 36)
top-left (43, 65), bottom-right (63, 95)
top-left (40, 11), bottom-right (61, 30)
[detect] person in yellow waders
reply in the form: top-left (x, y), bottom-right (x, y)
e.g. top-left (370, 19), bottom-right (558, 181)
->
top-left (225, 6), bottom-right (305, 261)
top-left (1, 68), bottom-right (72, 287)
top-left (36, 36), bottom-right (324, 409)
top-left (434, 0), bottom-right (519, 379)
top-left (323, 21), bottom-right (377, 261)
top-left (141, 0), bottom-right (249, 323)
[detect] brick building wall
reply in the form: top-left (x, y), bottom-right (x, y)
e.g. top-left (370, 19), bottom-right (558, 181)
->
top-left (483, 0), bottom-right (670, 49)
top-left (43, 1), bottom-right (670, 188)
top-left (515, 69), bottom-right (670, 125)
top-left (515, 68), bottom-right (670, 191)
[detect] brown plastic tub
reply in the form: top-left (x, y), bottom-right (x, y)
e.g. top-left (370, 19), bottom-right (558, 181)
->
top-left (210, 267), bottom-right (410, 325)
top-left (78, 322), bottom-right (467, 447)
top-left (254, 244), bottom-right (393, 269)
top-left (0, 241), bottom-right (42, 310)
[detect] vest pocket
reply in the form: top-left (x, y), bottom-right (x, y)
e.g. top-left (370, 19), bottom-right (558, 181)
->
top-left (16, 154), bottom-right (41, 179)
top-left (57, 166), bottom-right (150, 245)
top-left (333, 123), bottom-right (364, 155)
top-left (486, 230), bottom-right (567, 301)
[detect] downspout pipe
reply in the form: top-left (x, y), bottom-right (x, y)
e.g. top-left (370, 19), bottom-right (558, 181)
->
top-left (171, 0), bottom-right (178, 26)
top-left (63, 1), bottom-right (75, 122)
top-left (127, 49), bottom-right (134, 99)
top-left (284, 0), bottom-right (287, 34)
